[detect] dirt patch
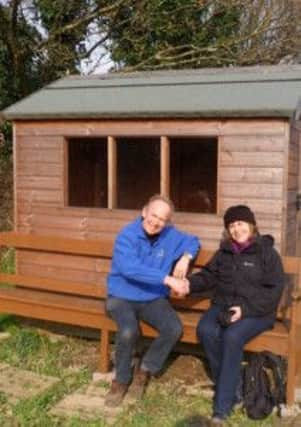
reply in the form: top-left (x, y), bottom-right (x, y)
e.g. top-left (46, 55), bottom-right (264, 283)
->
top-left (0, 363), bottom-right (59, 404)
top-left (158, 354), bottom-right (212, 387)
top-left (63, 341), bottom-right (100, 372)
top-left (50, 382), bottom-right (124, 424)
top-left (18, 319), bottom-right (101, 372)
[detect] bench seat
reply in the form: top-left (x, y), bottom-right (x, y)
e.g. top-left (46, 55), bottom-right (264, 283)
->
top-left (0, 285), bottom-right (290, 353)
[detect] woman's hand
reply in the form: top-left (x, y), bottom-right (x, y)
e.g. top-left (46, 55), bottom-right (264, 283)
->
top-left (229, 306), bottom-right (242, 322)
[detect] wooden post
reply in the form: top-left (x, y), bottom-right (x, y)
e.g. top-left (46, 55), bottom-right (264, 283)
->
top-left (13, 123), bottom-right (18, 232)
top-left (63, 138), bottom-right (69, 206)
top-left (108, 136), bottom-right (117, 209)
top-left (99, 329), bottom-right (111, 373)
top-left (286, 297), bottom-right (297, 405)
top-left (160, 136), bottom-right (170, 197)
top-left (297, 130), bottom-right (301, 256)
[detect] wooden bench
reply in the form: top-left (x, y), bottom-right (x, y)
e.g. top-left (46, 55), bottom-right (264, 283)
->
top-left (0, 231), bottom-right (300, 405)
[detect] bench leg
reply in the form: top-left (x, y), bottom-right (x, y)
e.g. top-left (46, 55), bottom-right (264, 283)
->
top-left (98, 329), bottom-right (111, 373)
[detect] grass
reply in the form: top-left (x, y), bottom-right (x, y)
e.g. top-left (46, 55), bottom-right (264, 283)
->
top-left (0, 247), bottom-right (16, 328)
top-left (0, 246), bottom-right (15, 273)
top-left (0, 322), bottom-right (95, 426)
top-left (0, 320), bottom-right (281, 427)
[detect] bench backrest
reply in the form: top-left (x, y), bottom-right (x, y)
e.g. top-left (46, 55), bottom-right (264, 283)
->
top-left (0, 232), bottom-right (113, 298)
top-left (0, 232), bottom-right (114, 258)
top-left (0, 232), bottom-right (300, 319)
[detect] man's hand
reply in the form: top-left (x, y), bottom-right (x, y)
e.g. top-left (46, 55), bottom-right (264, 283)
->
top-left (229, 306), bottom-right (242, 322)
top-left (172, 254), bottom-right (191, 279)
top-left (164, 275), bottom-right (190, 297)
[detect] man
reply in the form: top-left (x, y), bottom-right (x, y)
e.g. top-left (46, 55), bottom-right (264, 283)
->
top-left (105, 194), bottom-right (200, 406)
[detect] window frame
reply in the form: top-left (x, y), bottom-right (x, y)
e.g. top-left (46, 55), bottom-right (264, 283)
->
top-left (64, 134), bottom-right (220, 213)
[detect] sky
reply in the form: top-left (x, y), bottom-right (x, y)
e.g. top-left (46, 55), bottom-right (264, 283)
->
top-left (79, 22), bottom-right (113, 75)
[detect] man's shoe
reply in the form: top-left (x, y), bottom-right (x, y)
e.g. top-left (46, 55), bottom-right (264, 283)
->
top-left (127, 367), bottom-right (150, 400)
top-left (104, 380), bottom-right (128, 407)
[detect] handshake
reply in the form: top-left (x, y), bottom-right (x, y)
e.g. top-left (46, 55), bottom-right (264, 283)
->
top-left (164, 275), bottom-right (190, 298)
top-left (163, 252), bottom-right (194, 297)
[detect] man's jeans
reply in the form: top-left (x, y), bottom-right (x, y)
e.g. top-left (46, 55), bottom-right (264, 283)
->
top-left (106, 296), bottom-right (183, 384)
top-left (197, 305), bottom-right (274, 418)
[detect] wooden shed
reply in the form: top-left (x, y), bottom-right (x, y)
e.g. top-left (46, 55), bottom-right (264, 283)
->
top-left (2, 64), bottom-right (301, 284)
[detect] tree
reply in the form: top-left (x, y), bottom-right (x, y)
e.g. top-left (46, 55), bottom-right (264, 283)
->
top-left (0, 1), bottom-right (42, 108)
top-left (0, 0), bottom-right (128, 110)
top-left (106, 0), bottom-right (301, 71)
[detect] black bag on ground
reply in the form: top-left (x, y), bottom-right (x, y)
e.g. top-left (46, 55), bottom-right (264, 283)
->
top-left (242, 351), bottom-right (286, 420)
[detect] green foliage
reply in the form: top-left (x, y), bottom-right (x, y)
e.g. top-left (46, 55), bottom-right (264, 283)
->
top-left (107, 0), bottom-right (301, 70)
top-left (0, 314), bottom-right (17, 331)
top-left (0, 122), bottom-right (12, 157)
top-left (0, 248), bottom-right (15, 273)
top-left (0, 0), bottom-right (92, 111)
top-left (34, 0), bottom-right (89, 79)
top-left (0, 3), bottom-right (43, 110)
top-left (109, 0), bottom-right (241, 68)
top-left (0, 154), bottom-right (13, 232)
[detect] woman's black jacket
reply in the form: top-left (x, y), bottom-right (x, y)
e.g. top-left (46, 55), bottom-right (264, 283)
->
top-left (189, 235), bottom-right (285, 319)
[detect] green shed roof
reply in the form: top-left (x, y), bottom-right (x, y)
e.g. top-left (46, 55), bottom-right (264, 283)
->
top-left (3, 65), bottom-right (301, 120)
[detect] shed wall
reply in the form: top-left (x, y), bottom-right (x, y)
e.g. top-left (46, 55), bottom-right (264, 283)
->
top-left (14, 118), bottom-right (288, 282)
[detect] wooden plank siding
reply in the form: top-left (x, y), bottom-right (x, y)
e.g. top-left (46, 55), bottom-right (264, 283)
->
top-left (16, 134), bottom-right (64, 210)
top-left (14, 118), bottom-right (288, 281)
top-left (219, 133), bottom-right (286, 224)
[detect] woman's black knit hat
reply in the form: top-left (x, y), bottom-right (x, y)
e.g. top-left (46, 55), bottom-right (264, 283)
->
top-left (223, 205), bottom-right (256, 229)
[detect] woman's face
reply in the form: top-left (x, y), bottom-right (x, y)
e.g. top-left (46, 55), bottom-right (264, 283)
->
top-left (228, 220), bottom-right (252, 244)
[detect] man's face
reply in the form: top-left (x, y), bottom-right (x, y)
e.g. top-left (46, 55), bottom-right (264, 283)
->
top-left (142, 200), bottom-right (172, 235)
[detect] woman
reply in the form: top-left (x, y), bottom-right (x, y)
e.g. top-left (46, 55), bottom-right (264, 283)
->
top-left (189, 205), bottom-right (285, 426)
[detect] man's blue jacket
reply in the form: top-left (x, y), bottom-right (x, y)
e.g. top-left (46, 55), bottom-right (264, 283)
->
top-left (107, 217), bottom-right (200, 301)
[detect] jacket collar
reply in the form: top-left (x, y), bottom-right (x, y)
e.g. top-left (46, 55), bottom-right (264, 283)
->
top-left (220, 236), bottom-right (259, 254)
